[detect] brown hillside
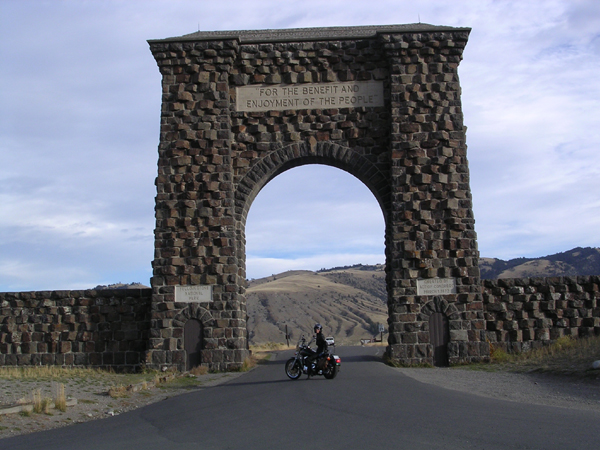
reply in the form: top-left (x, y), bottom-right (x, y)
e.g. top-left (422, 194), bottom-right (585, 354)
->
top-left (246, 269), bottom-right (387, 346)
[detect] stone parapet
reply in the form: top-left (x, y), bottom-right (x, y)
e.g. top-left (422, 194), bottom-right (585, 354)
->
top-left (1, 277), bottom-right (599, 370)
top-left (482, 276), bottom-right (600, 353)
top-left (0, 289), bottom-right (152, 371)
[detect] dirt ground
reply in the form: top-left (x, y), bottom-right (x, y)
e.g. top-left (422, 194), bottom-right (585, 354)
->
top-left (0, 370), bottom-right (246, 440)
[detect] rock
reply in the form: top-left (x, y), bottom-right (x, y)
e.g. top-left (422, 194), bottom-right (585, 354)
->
top-left (592, 360), bottom-right (600, 370)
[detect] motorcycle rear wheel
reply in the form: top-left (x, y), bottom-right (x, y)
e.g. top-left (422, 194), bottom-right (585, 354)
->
top-left (285, 358), bottom-right (302, 380)
top-left (323, 361), bottom-right (339, 379)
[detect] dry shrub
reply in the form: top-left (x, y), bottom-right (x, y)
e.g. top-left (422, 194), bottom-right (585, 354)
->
top-left (239, 356), bottom-right (257, 372)
top-left (32, 389), bottom-right (42, 413)
top-left (107, 385), bottom-right (128, 399)
top-left (190, 365), bottom-right (208, 376)
top-left (490, 345), bottom-right (512, 363)
top-left (54, 382), bottom-right (67, 412)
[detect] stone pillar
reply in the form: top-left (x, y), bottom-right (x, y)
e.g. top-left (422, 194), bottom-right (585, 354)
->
top-left (148, 39), bottom-right (249, 371)
top-left (381, 30), bottom-right (488, 365)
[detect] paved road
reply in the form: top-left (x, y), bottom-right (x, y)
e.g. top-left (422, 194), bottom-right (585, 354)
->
top-left (3, 346), bottom-right (599, 450)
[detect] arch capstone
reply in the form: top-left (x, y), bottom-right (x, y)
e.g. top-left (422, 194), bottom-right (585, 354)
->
top-left (147, 24), bottom-right (489, 370)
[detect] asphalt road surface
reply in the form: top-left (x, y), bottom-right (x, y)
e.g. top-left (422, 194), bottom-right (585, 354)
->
top-left (3, 346), bottom-right (599, 450)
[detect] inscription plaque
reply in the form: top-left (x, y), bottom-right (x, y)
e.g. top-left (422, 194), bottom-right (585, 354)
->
top-left (417, 278), bottom-right (457, 296)
top-left (236, 81), bottom-right (384, 112)
top-left (175, 285), bottom-right (213, 303)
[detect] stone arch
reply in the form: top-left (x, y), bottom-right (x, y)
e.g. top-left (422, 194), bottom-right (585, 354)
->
top-left (419, 297), bottom-right (460, 320)
top-left (173, 303), bottom-right (215, 326)
top-left (147, 23), bottom-right (487, 370)
top-left (234, 140), bottom-right (391, 227)
top-left (234, 140), bottom-right (390, 283)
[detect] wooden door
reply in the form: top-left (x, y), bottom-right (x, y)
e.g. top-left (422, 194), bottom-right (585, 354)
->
top-left (184, 319), bottom-right (203, 371)
top-left (429, 312), bottom-right (449, 367)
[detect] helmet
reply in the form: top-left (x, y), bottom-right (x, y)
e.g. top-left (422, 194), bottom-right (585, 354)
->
top-left (314, 323), bottom-right (322, 332)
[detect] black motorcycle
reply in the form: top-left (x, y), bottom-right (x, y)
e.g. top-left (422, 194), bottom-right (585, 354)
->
top-left (284, 335), bottom-right (341, 380)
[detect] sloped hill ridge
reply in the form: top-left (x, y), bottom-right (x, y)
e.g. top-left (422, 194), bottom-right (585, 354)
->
top-left (246, 267), bottom-right (387, 345)
top-left (247, 248), bottom-right (600, 344)
top-left (479, 247), bottom-right (600, 279)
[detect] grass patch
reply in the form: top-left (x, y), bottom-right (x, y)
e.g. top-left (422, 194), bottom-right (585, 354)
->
top-left (32, 390), bottom-right (53, 414)
top-left (250, 342), bottom-right (290, 352)
top-left (249, 343), bottom-right (291, 364)
top-left (0, 366), bottom-right (176, 391)
top-left (484, 335), bottom-right (600, 377)
top-left (189, 365), bottom-right (208, 376)
top-left (54, 383), bottom-right (67, 412)
top-left (0, 366), bottom-right (103, 382)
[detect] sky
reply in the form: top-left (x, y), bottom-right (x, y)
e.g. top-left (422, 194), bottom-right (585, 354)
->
top-left (1, 0), bottom-right (599, 291)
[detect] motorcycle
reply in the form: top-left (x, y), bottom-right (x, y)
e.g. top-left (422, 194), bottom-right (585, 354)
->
top-left (284, 335), bottom-right (341, 380)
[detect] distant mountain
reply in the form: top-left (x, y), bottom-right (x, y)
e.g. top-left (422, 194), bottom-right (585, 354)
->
top-left (93, 282), bottom-right (150, 290)
top-left (479, 247), bottom-right (600, 279)
top-left (246, 248), bottom-right (600, 344)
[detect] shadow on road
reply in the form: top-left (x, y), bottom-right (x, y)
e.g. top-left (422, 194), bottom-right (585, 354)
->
top-left (218, 378), bottom-right (295, 387)
top-left (337, 354), bottom-right (385, 363)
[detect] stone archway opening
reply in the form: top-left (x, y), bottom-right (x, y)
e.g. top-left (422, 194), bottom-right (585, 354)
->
top-left (244, 163), bottom-right (386, 345)
top-left (245, 164), bottom-right (385, 279)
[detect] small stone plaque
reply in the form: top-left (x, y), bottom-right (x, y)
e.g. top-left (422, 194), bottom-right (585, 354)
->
top-left (416, 278), bottom-right (457, 296)
top-left (175, 285), bottom-right (213, 303)
top-left (236, 81), bottom-right (384, 112)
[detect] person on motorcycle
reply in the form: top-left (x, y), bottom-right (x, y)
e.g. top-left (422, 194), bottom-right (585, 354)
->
top-left (307, 323), bottom-right (328, 376)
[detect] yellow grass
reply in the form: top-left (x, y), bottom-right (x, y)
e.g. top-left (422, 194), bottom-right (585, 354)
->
top-left (0, 366), bottom-right (103, 381)
top-left (488, 335), bottom-right (600, 376)
top-left (54, 382), bottom-right (66, 412)
top-left (189, 365), bottom-right (209, 376)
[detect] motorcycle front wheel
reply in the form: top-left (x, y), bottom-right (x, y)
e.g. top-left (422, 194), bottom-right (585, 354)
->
top-left (285, 358), bottom-right (302, 380)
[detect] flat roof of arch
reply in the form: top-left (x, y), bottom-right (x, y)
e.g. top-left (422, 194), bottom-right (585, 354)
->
top-left (148, 23), bottom-right (470, 44)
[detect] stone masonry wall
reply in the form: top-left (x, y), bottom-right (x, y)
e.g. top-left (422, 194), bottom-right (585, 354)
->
top-left (483, 276), bottom-right (600, 353)
top-left (0, 289), bottom-right (152, 371)
top-left (1, 277), bottom-right (599, 369)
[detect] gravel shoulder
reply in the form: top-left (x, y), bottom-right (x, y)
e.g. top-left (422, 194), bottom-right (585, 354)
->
top-left (395, 367), bottom-right (600, 412)
top-left (0, 371), bottom-right (247, 440)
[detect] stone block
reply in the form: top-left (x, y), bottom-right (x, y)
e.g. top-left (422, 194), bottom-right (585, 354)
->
top-left (450, 330), bottom-right (468, 341)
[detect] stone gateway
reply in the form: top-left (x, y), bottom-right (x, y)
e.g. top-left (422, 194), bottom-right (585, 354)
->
top-left (146, 23), bottom-right (487, 371)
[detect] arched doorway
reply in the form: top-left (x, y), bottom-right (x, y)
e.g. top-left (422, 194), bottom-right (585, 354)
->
top-left (184, 319), bottom-right (203, 371)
